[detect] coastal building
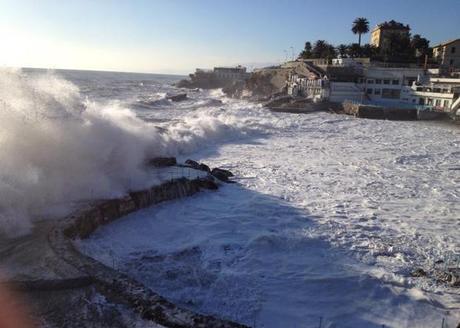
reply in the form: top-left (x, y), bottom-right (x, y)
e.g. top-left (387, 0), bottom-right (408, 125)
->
top-left (287, 73), bottom-right (328, 99)
top-left (370, 21), bottom-right (410, 52)
top-left (213, 65), bottom-right (249, 81)
top-left (432, 39), bottom-right (460, 69)
top-left (358, 67), bottom-right (424, 104)
top-left (406, 76), bottom-right (460, 111)
top-left (285, 57), bottom-right (460, 115)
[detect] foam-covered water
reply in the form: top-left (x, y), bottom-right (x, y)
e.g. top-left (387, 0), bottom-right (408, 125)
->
top-left (2, 68), bottom-right (459, 326)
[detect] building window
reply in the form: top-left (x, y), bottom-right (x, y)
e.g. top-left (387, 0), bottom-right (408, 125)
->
top-left (382, 88), bottom-right (400, 99)
top-left (435, 99), bottom-right (441, 106)
top-left (452, 47), bottom-right (456, 54)
top-left (427, 98), bottom-right (433, 105)
top-left (443, 100), bottom-right (449, 108)
top-left (374, 89), bottom-right (381, 95)
top-left (419, 98), bottom-right (425, 105)
top-left (375, 79), bottom-right (382, 84)
top-left (367, 88), bottom-right (373, 94)
top-left (392, 79), bottom-right (399, 85)
top-left (450, 59), bottom-right (455, 65)
top-left (367, 79), bottom-right (374, 84)
top-left (383, 79), bottom-right (390, 85)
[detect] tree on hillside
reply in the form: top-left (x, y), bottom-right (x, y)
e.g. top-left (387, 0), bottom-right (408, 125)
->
top-left (312, 40), bottom-right (337, 59)
top-left (411, 34), bottom-right (430, 58)
top-left (337, 44), bottom-right (349, 58)
top-left (383, 32), bottom-right (413, 62)
top-left (299, 42), bottom-right (313, 59)
top-left (347, 43), bottom-right (363, 58)
top-left (361, 44), bottom-right (378, 58)
top-left (351, 17), bottom-right (370, 46)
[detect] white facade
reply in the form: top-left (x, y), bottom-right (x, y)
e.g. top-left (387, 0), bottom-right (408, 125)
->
top-left (357, 67), bottom-right (425, 104)
top-left (405, 77), bottom-right (460, 111)
top-left (287, 74), bottom-right (329, 100)
top-left (286, 65), bottom-right (460, 112)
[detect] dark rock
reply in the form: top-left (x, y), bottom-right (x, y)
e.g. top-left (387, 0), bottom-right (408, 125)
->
top-left (411, 268), bottom-right (427, 277)
top-left (198, 163), bottom-right (211, 172)
top-left (211, 170), bottom-right (229, 182)
top-left (147, 157), bottom-right (177, 167)
top-left (448, 268), bottom-right (460, 287)
top-left (185, 159), bottom-right (211, 172)
top-left (166, 93), bottom-right (187, 102)
top-left (185, 159), bottom-right (200, 169)
top-left (211, 168), bottom-right (234, 178)
top-left (434, 269), bottom-right (460, 286)
top-left (197, 178), bottom-right (219, 190)
top-left (210, 168), bottom-right (236, 184)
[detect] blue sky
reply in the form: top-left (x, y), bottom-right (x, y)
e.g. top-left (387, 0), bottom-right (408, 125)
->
top-left (1, 0), bottom-right (459, 74)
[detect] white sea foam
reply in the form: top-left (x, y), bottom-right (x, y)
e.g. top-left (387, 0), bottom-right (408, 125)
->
top-left (80, 107), bottom-right (460, 327)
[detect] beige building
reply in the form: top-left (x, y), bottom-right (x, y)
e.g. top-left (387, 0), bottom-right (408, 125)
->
top-left (370, 21), bottom-right (410, 52)
top-left (432, 39), bottom-right (460, 69)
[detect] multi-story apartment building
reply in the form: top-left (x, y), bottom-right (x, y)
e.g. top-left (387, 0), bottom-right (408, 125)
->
top-left (370, 21), bottom-right (411, 53)
top-left (432, 39), bottom-right (460, 69)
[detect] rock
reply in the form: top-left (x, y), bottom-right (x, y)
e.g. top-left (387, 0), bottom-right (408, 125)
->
top-left (211, 168), bottom-right (234, 183)
top-left (434, 269), bottom-right (460, 286)
top-left (212, 168), bottom-right (234, 177)
top-left (185, 160), bottom-right (211, 172)
top-left (411, 268), bottom-right (427, 277)
top-left (197, 178), bottom-right (218, 190)
top-left (185, 159), bottom-right (200, 169)
top-left (148, 157), bottom-right (177, 167)
top-left (448, 268), bottom-right (460, 287)
top-left (198, 163), bottom-right (211, 172)
top-left (166, 93), bottom-right (187, 102)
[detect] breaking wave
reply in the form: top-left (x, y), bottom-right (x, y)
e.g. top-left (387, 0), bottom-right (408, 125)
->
top-left (0, 69), bottom-right (266, 237)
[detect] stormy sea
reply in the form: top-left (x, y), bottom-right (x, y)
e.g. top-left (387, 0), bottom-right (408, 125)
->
top-left (1, 68), bottom-right (459, 327)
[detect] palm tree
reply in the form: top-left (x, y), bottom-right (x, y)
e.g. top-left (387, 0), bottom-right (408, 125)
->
top-left (352, 17), bottom-right (370, 46)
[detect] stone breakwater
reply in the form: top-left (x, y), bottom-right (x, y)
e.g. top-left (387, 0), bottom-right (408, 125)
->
top-left (46, 174), bottom-right (248, 328)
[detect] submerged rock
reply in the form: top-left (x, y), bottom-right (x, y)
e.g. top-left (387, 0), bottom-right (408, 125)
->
top-left (166, 93), bottom-right (187, 102)
top-left (411, 268), bottom-right (427, 277)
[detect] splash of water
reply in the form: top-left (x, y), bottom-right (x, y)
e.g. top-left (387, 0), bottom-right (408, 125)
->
top-left (0, 69), bottom-right (265, 237)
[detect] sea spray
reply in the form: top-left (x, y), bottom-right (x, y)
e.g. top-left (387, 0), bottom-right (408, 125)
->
top-left (0, 69), bottom-right (272, 237)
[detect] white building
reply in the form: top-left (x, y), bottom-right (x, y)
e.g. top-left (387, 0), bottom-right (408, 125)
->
top-left (405, 77), bottom-right (460, 111)
top-left (357, 67), bottom-right (425, 104)
top-left (287, 73), bottom-right (329, 100)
